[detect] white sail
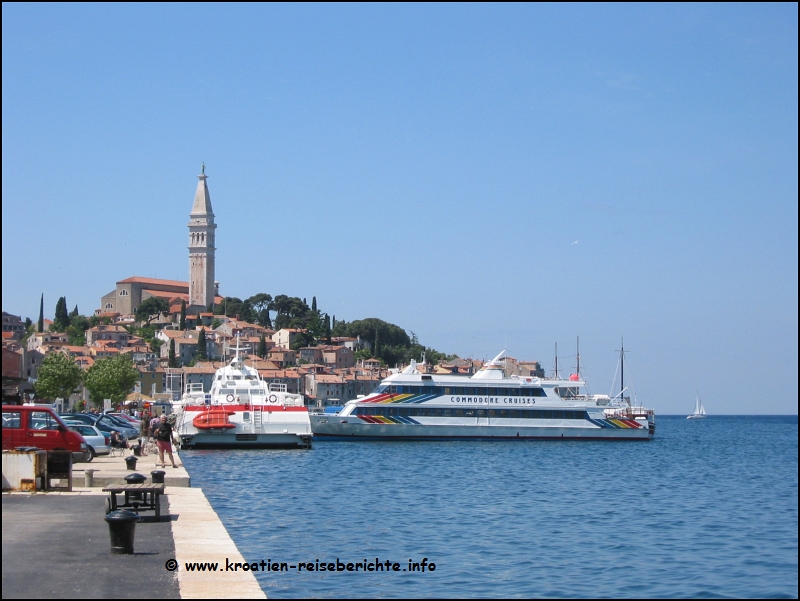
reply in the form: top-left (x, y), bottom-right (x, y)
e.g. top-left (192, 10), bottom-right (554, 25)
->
top-left (688, 393), bottom-right (706, 419)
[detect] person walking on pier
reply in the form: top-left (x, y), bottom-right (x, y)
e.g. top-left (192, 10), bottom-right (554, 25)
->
top-left (154, 414), bottom-right (180, 468)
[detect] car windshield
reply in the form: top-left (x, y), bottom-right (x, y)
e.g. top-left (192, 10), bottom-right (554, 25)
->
top-left (70, 425), bottom-right (96, 436)
top-left (100, 415), bottom-right (130, 428)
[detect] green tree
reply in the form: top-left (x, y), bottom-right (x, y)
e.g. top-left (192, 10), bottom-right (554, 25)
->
top-left (65, 325), bottom-right (86, 346)
top-left (290, 332), bottom-right (315, 350)
top-left (197, 329), bottom-right (208, 361)
top-left (247, 293), bottom-right (272, 320)
top-left (211, 318), bottom-right (222, 329)
top-left (38, 294), bottom-right (44, 333)
top-left (53, 297), bottom-right (70, 331)
top-left (311, 296), bottom-right (317, 312)
top-left (84, 355), bottom-right (140, 408)
top-left (179, 300), bottom-right (186, 330)
top-left (258, 335), bottom-right (267, 358)
top-left (168, 338), bottom-right (178, 367)
top-left (34, 352), bottom-right (84, 402)
top-left (136, 297), bottom-right (169, 324)
top-left (69, 305), bottom-right (79, 318)
top-left (149, 337), bottom-right (163, 355)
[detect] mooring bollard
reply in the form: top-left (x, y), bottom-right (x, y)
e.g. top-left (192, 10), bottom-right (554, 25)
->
top-left (104, 510), bottom-right (142, 554)
top-left (132, 445), bottom-right (141, 457)
top-left (124, 473), bottom-right (147, 502)
top-left (151, 470), bottom-right (166, 484)
top-left (84, 469), bottom-right (96, 487)
top-left (124, 455), bottom-right (138, 470)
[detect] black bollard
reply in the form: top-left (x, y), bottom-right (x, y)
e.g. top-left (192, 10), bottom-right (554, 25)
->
top-left (132, 445), bottom-right (141, 457)
top-left (104, 510), bottom-right (142, 554)
top-left (124, 473), bottom-right (147, 502)
top-left (151, 470), bottom-right (166, 484)
top-left (124, 455), bottom-right (138, 470)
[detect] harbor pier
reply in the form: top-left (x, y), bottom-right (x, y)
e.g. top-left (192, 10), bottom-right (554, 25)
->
top-left (1, 449), bottom-right (266, 599)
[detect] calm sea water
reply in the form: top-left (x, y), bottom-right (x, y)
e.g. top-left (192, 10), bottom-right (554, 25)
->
top-left (181, 416), bottom-right (798, 598)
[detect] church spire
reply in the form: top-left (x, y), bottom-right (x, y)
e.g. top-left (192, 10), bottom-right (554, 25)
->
top-left (191, 164), bottom-right (214, 216)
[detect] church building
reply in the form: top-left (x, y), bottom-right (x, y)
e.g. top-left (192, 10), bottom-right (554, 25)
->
top-left (99, 166), bottom-right (222, 316)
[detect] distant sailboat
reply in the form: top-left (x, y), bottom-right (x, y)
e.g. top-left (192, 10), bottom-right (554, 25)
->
top-left (687, 393), bottom-right (707, 419)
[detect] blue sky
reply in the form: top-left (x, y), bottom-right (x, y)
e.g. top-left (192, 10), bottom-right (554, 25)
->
top-left (3, 4), bottom-right (797, 414)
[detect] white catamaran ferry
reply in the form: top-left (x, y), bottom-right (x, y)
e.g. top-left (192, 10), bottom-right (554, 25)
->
top-left (172, 349), bottom-right (312, 449)
top-left (311, 351), bottom-right (655, 440)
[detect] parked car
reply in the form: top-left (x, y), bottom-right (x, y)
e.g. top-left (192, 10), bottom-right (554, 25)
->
top-left (67, 424), bottom-right (111, 460)
top-left (106, 412), bottom-right (139, 425)
top-left (59, 413), bottom-right (138, 441)
top-left (2, 405), bottom-right (88, 463)
top-left (97, 414), bottom-right (140, 438)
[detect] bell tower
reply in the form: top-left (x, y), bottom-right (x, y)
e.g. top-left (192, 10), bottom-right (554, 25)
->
top-left (188, 164), bottom-right (217, 311)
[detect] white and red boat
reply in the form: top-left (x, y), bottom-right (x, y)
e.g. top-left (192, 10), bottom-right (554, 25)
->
top-left (172, 349), bottom-right (312, 449)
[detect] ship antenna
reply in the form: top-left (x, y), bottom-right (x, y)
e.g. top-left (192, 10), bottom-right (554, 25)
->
top-left (576, 336), bottom-right (580, 378)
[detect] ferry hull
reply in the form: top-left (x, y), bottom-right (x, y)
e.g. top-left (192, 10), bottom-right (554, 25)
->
top-left (181, 432), bottom-right (312, 449)
top-left (311, 418), bottom-right (652, 441)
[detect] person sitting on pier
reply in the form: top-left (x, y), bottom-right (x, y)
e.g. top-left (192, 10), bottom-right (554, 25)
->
top-left (110, 430), bottom-right (128, 450)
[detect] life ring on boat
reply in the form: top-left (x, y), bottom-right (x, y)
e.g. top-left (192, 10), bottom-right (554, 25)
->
top-left (268, 394), bottom-right (278, 404)
top-left (225, 394), bottom-right (235, 402)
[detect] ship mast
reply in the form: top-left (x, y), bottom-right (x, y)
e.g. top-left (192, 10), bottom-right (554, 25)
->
top-left (553, 342), bottom-right (559, 379)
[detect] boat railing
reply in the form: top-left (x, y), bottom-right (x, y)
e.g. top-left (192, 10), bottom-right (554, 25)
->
top-left (605, 406), bottom-right (654, 419)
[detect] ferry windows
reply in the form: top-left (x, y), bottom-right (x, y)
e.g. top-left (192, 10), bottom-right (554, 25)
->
top-left (219, 388), bottom-right (234, 395)
top-left (243, 412), bottom-right (251, 422)
top-left (444, 388), bottom-right (451, 395)
top-left (465, 410), bottom-right (475, 417)
top-left (476, 410), bottom-right (486, 417)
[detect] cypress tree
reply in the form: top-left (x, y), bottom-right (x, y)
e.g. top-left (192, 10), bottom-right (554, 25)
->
top-left (312, 296), bottom-right (317, 312)
top-left (168, 338), bottom-right (178, 367)
top-left (258, 335), bottom-right (267, 358)
top-left (180, 300), bottom-right (186, 330)
top-left (38, 294), bottom-right (44, 333)
top-left (197, 329), bottom-right (207, 361)
top-left (54, 297), bottom-right (70, 331)
top-left (70, 305), bottom-right (79, 318)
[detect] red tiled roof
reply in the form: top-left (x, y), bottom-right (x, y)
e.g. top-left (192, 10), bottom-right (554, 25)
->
top-left (119, 276), bottom-right (188, 287)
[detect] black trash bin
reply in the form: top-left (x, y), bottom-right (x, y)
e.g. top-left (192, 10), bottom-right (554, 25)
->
top-left (104, 510), bottom-right (142, 554)
top-left (151, 470), bottom-right (166, 484)
top-left (124, 455), bottom-right (138, 470)
top-left (132, 445), bottom-right (141, 457)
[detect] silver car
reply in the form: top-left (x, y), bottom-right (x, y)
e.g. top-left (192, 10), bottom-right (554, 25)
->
top-left (67, 424), bottom-right (111, 461)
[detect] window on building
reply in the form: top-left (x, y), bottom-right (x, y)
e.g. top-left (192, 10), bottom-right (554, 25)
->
top-left (119, 290), bottom-right (128, 296)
